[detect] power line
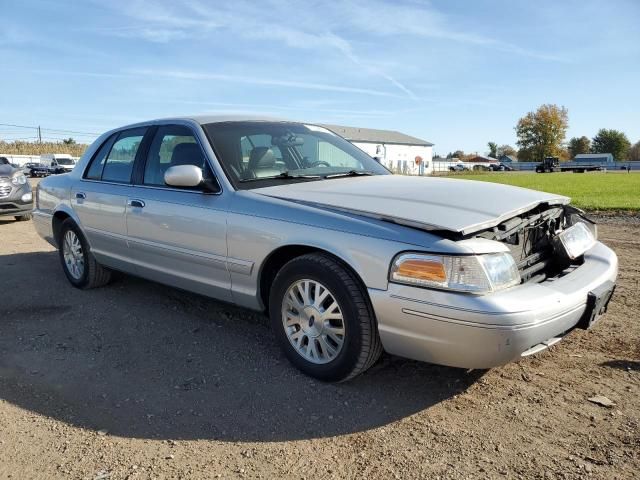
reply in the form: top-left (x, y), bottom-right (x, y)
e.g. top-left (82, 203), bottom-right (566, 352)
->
top-left (0, 136), bottom-right (41, 141)
top-left (0, 123), bottom-right (100, 136)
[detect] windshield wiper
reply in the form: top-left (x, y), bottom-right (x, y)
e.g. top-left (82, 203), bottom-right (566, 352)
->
top-left (239, 171), bottom-right (321, 182)
top-left (324, 170), bottom-right (375, 179)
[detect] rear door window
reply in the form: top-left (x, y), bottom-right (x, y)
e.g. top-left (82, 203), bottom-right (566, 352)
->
top-left (85, 135), bottom-right (116, 180)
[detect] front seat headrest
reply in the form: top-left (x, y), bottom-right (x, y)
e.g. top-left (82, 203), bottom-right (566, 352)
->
top-left (248, 147), bottom-right (276, 169)
top-left (171, 143), bottom-right (204, 168)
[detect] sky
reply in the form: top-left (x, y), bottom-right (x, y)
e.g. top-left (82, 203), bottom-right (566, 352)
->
top-left (1, 0), bottom-right (639, 155)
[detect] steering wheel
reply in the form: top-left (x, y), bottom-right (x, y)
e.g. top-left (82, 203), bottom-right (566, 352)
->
top-left (307, 161), bottom-right (331, 168)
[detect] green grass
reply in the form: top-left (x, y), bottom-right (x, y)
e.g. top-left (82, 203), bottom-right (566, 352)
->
top-left (449, 172), bottom-right (640, 212)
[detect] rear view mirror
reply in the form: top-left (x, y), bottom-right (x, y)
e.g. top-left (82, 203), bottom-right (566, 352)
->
top-left (164, 165), bottom-right (203, 187)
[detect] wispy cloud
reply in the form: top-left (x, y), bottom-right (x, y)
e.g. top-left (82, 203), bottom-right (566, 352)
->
top-left (130, 68), bottom-right (404, 98)
top-left (25, 66), bottom-right (406, 99)
top-left (98, 0), bottom-right (566, 62)
top-left (173, 100), bottom-right (411, 118)
top-left (331, 0), bottom-right (567, 62)
top-left (96, 0), bottom-right (421, 97)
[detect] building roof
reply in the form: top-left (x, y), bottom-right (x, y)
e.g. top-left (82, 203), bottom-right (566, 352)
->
top-left (320, 124), bottom-right (433, 146)
top-left (467, 155), bottom-right (498, 163)
top-left (499, 155), bottom-right (518, 163)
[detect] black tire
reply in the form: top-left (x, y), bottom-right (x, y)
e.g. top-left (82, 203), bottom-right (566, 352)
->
top-left (269, 253), bottom-right (383, 382)
top-left (15, 213), bottom-right (32, 221)
top-left (58, 218), bottom-right (112, 289)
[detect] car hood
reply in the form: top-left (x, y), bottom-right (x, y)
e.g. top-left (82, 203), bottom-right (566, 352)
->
top-left (252, 175), bottom-right (569, 236)
top-left (0, 164), bottom-right (18, 177)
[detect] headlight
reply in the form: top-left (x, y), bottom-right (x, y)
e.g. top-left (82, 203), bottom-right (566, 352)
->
top-left (11, 174), bottom-right (27, 185)
top-left (553, 222), bottom-right (596, 260)
top-left (390, 252), bottom-right (520, 294)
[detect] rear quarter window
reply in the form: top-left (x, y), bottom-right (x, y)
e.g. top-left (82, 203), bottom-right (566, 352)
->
top-left (84, 128), bottom-right (147, 183)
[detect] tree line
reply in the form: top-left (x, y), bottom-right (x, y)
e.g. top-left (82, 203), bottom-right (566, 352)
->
top-left (513, 104), bottom-right (637, 162)
top-left (0, 139), bottom-right (88, 157)
top-left (444, 104), bottom-right (638, 162)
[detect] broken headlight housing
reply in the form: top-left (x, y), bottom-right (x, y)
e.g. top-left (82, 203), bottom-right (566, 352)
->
top-left (553, 222), bottom-right (596, 260)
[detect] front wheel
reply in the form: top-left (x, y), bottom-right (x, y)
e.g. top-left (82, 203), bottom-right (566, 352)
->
top-left (269, 253), bottom-right (383, 382)
top-left (15, 213), bottom-right (32, 221)
top-left (58, 218), bottom-right (112, 289)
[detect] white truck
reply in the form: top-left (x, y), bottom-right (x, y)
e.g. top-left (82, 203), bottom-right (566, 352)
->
top-left (40, 154), bottom-right (77, 175)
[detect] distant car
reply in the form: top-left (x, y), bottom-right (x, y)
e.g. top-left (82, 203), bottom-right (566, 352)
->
top-left (28, 163), bottom-right (51, 177)
top-left (23, 162), bottom-right (39, 175)
top-left (448, 164), bottom-right (469, 172)
top-left (490, 163), bottom-right (514, 171)
top-left (0, 158), bottom-right (33, 221)
top-left (33, 116), bottom-right (618, 382)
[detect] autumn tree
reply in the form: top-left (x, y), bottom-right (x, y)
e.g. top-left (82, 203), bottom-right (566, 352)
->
top-left (497, 144), bottom-right (517, 158)
top-left (567, 136), bottom-right (591, 158)
top-left (592, 129), bottom-right (631, 161)
top-left (629, 141), bottom-right (640, 161)
top-left (515, 104), bottom-right (569, 162)
top-left (487, 142), bottom-right (497, 158)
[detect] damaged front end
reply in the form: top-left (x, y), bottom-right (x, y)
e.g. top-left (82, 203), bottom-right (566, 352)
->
top-left (473, 205), bottom-right (598, 284)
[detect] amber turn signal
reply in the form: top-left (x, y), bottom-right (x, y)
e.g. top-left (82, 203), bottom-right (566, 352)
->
top-left (395, 258), bottom-right (447, 282)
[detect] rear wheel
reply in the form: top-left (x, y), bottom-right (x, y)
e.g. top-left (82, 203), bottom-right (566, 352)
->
top-left (269, 253), bottom-right (383, 382)
top-left (58, 218), bottom-right (112, 289)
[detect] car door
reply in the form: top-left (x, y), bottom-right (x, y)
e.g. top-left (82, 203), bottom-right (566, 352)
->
top-left (125, 124), bottom-right (233, 302)
top-left (71, 127), bottom-right (149, 272)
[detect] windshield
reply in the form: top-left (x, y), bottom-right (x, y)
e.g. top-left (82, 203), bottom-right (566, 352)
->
top-left (203, 121), bottom-right (389, 188)
top-left (57, 158), bottom-right (74, 165)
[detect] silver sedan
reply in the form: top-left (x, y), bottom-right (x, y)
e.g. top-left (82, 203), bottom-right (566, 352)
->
top-left (33, 116), bottom-right (618, 381)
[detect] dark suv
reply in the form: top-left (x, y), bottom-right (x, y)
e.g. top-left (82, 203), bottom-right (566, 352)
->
top-left (0, 157), bottom-right (33, 221)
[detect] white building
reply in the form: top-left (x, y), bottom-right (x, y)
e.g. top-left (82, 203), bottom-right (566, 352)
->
top-left (321, 124), bottom-right (434, 175)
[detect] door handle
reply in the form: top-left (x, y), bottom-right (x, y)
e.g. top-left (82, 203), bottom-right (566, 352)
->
top-left (75, 192), bottom-right (86, 200)
top-left (128, 199), bottom-right (145, 208)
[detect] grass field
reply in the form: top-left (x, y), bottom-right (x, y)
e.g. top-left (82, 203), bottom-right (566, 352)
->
top-left (450, 172), bottom-right (640, 211)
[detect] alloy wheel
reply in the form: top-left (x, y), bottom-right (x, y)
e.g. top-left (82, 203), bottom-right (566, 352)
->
top-left (281, 279), bottom-right (346, 364)
top-left (62, 230), bottom-right (84, 280)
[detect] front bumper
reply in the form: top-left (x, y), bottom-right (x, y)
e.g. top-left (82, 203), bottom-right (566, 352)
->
top-left (369, 241), bottom-right (618, 369)
top-left (0, 183), bottom-right (33, 217)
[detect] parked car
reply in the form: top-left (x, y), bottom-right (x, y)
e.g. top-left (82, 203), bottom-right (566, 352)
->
top-left (23, 162), bottom-right (38, 175)
top-left (448, 164), bottom-right (469, 172)
top-left (33, 116), bottom-right (618, 381)
top-left (0, 157), bottom-right (33, 221)
top-left (490, 163), bottom-right (514, 171)
top-left (28, 163), bottom-right (51, 177)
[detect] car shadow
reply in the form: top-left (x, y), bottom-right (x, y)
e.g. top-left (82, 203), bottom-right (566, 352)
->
top-left (0, 251), bottom-right (484, 443)
top-left (600, 360), bottom-right (640, 372)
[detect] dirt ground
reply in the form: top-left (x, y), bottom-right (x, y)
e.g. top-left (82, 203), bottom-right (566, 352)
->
top-left (0, 215), bottom-right (638, 480)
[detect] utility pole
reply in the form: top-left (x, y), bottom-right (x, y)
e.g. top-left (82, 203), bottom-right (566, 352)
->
top-left (37, 126), bottom-right (42, 143)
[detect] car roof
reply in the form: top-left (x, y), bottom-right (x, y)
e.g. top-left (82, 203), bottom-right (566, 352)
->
top-left (183, 114), bottom-right (286, 124)
top-left (136, 115), bottom-right (286, 126)
top-left (101, 115), bottom-right (306, 139)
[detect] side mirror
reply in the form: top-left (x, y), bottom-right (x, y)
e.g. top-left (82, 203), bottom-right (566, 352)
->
top-left (164, 165), bottom-right (203, 188)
